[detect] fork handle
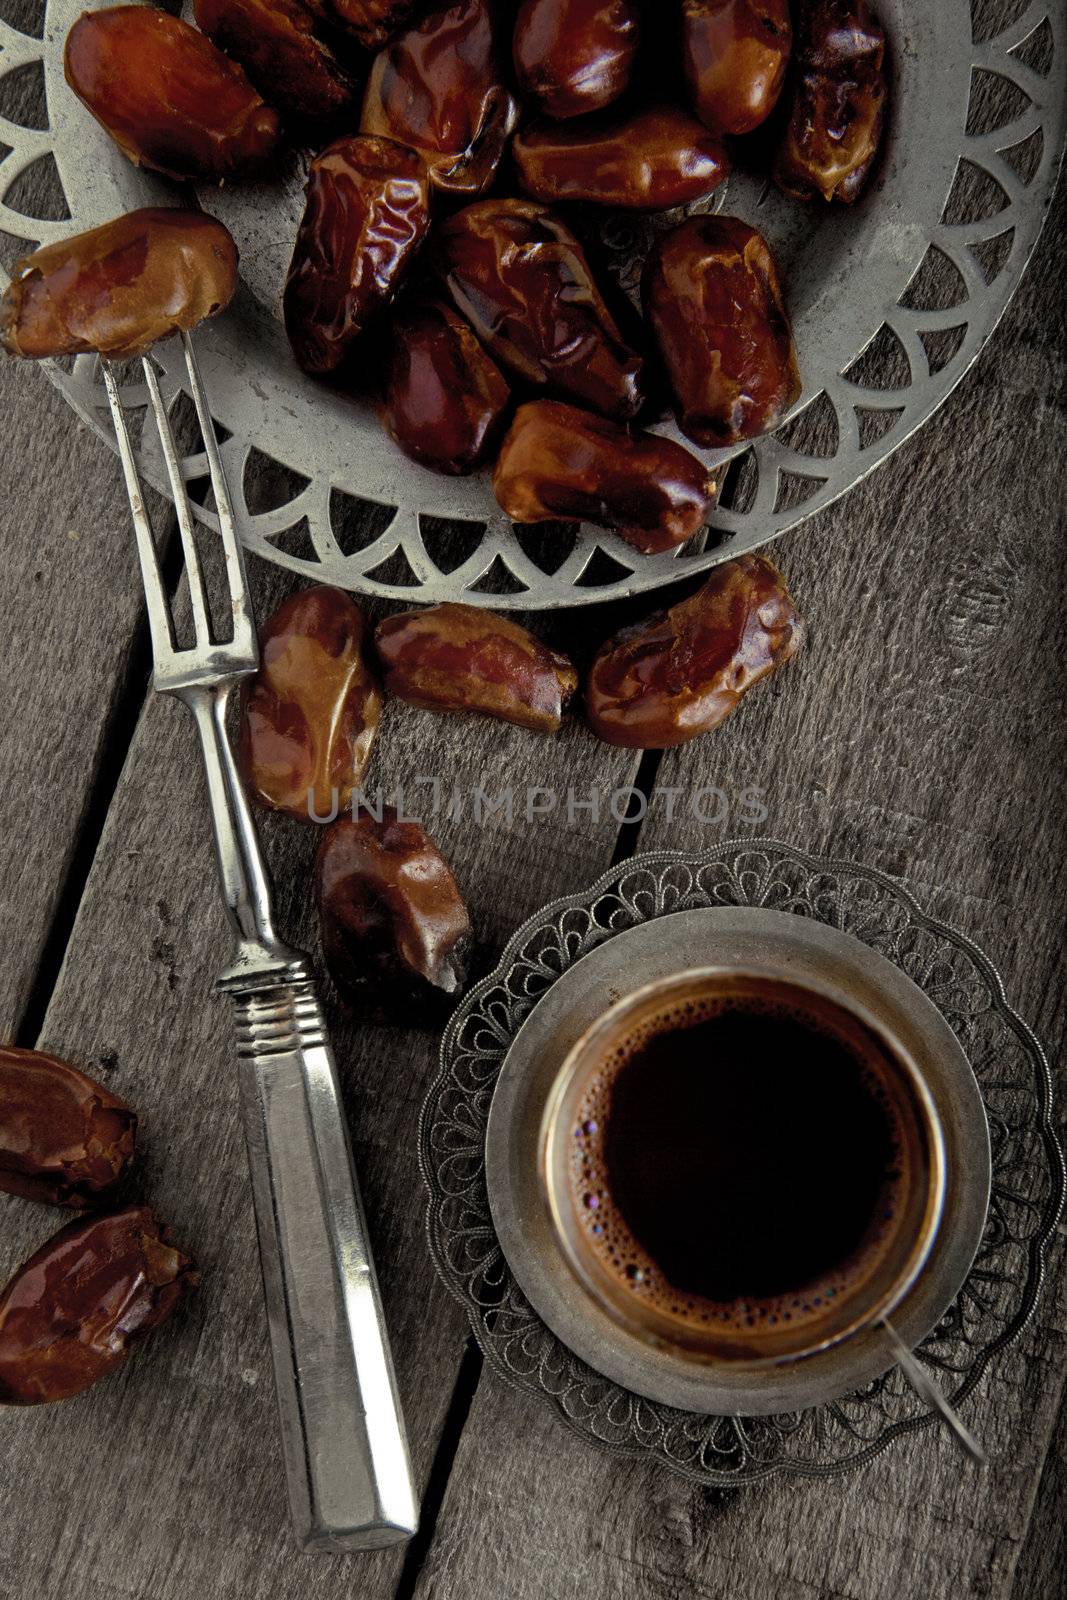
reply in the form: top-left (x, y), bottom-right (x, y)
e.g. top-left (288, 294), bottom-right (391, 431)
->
top-left (231, 974), bottom-right (418, 1551)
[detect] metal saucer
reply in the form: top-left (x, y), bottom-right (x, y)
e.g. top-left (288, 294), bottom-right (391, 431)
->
top-left (484, 908), bottom-right (991, 1416)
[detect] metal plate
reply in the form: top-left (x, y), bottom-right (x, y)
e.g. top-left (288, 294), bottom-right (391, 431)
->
top-left (420, 845), bottom-right (1064, 1484)
top-left (0, 2), bottom-right (1064, 606)
top-left (484, 908), bottom-right (991, 1415)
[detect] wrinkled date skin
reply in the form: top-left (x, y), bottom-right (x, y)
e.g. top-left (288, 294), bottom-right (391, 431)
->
top-left (1, 209), bottom-right (238, 362)
top-left (0, 1205), bottom-right (196, 1405)
top-left (284, 135), bottom-right (430, 376)
top-left (382, 296), bottom-right (511, 474)
top-left (361, 0), bottom-right (519, 197)
top-left (433, 200), bottom-right (645, 421)
top-left (683, 0), bottom-right (792, 135)
top-left (0, 1047), bottom-right (136, 1208)
top-left (316, 810), bottom-right (472, 1018)
top-left (586, 554), bottom-right (804, 747)
top-left (513, 0), bottom-right (641, 119)
top-left (240, 585), bottom-right (382, 821)
top-left (194, 0), bottom-right (358, 125)
top-left (514, 105), bottom-right (728, 210)
top-left (330, 0), bottom-right (421, 49)
top-left (493, 400), bottom-right (719, 555)
top-left (775, 0), bottom-right (887, 203)
top-left (375, 601), bottom-right (578, 733)
top-left (643, 215), bottom-right (800, 446)
top-left (64, 7), bottom-right (280, 184)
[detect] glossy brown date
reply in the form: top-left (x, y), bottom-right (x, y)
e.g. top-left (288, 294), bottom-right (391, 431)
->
top-left (1, 209), bottom-right (238, 362)
top-left (382, 296), bottom-right (511, 475)
top-left (775, 0), bottom-right (887, 204)
top-left (194, 0), bottom-right (358, 125)
top-left (0, 1047), bottom-right (136, 1209)
top-left (682, 0), bottom-right (792, 135)
top-left (361, 0), bottom-right (519, 197)
top-left (433, 200), bottom-right (645, 421)
top-left (284, 136), bottom-right (430, 377)
top-left (0, 1205), bottom-right (195, 1405)
top-left (240, 585), bottom-right (382, 821)
top-left (64, 7), bottom-right (280, 184)
top-left (316, 810), bottom-right (472, 1017)
top-left (329, 0), bottom-right (420, 49)
top-left (514, 105), bottom-right (728, 210)
top-left (513, 0), bottom-right (640, 119)
top-left (642, 215), bottom-right (800, 447)
top-left (375, 602), bottom-right (578, 733)
top-left (586, 554), bottom-right (804, 747)
top-left (493, 400), bottom-right (719, 555)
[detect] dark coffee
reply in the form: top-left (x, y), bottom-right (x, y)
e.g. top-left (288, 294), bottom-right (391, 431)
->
top-left (566, 981), bottom-right (912, 1340)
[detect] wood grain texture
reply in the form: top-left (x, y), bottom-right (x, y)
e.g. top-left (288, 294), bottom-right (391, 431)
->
top-left (407, 181), bottom-right (1067, 1600)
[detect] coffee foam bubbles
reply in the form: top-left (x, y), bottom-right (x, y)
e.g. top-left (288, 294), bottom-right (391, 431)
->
top-left (566, 988), bottom-right (912, 1341)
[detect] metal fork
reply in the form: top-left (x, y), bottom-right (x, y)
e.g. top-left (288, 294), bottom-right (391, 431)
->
top-left (101, 333), bottom-right (418, 1554)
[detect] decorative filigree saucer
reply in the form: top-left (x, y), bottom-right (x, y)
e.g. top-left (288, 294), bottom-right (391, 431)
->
top-left (419, 844), bottom-right (1064, 1484)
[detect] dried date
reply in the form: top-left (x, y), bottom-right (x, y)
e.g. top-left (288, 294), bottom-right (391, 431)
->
top-left (329, 0), bottom-right (421, 50)
top-left (194, 0), bottom-right (358, 125)
top-left (0, 1047), bottom-right (136, 1209)
top-left (382, 295), bottom-right (511, 474)
top-left (586, 554), bottom-right (804, 747)
top-left (514, 105), bottom-right (728, 210)
top-left (1, 209), bottom-right (238, 362)
top-left (239, 585), bottom-right (382, 821)
top-left (375, 601), bottom-right (578, 733)
top-left (361, 0), bottom-right (519, 197)
top-left (493, 400), bottom-right (719, 555)
top-left (775, 0), bottom-right (887, 203)
top-left (284, 135), bottom-right (431, 377)
top-left (0, 1205), bottom-right (195, 1405)
top-left (513, 0), bottom-right (641, 119)
top-left (64, 6), bottom-right (280, 184)
top-left (682, 0), bottom-right (792, 135)
top-left (432, 199), bottom-right (645, 421)
top-left (316, 810), bottom-right (471, 1018)
top-left (642, 215), bottom-right (800, 446)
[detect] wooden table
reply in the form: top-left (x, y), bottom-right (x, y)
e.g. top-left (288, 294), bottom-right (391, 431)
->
top-left (1, 109), bottom-right (1064, 1600)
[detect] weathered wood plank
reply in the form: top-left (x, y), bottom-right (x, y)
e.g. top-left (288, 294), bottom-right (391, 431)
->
top-left (0, 547), bottom-right (643, 1598)
top-left (409, 183), bottom-right (1067, 1600)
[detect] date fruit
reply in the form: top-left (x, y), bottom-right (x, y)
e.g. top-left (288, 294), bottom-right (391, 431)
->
top-left (375, 601), bottom-right (578, 733)
top-left (0, 1205), bottom-right (196, 1405)
top-left (433, 200), bottom-right (645, 421)
top-left (643, 215), bottom-right (800, 446)
top-left (284, 135), bottom-right (431, 376)
top-left (586, 554), bottom-right (804, 747)
top-left (514, 105), bottom-right (728, 210)
top-left (0, 1047), bottom-right (136, 1208)
top-left (64, 7), bottom-right (280, 184)
top-left (240, 585), bottom-right (382, 821)
top-left (194, 0), bottom-right (358, 125)
top-left (361, 0), bottom-right (519, 197)
top-left (513, 0), bottom-right (641, 119)
top-left (493, 400), bottom-right (719, 554)
top-left (382, 296), bottom-right (511, 474)
top-left (1, 209), bottom-right (238, 362)
top-left (775, 0), bottom-right (887, 203)
top-left (683, 0), bottom-right (792, 135)
top-left (329, 0), bottom-right (421, 50)
top-left (316, 810), bottom-right (472, 1017)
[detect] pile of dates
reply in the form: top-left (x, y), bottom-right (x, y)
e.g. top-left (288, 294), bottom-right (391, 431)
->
top-left (0, 1046), bottom-right (195, 1406)
top-left (38, 0), bottom-right (887, 552)
top-left (239, 560), bottom-right (804, 1013)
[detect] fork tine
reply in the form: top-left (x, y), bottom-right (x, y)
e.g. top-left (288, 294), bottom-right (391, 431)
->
top-left (141, 355), bottom-right (214, 648)
top-left (102, 360), bottom-right (177, 665)
top-left (180, 331), bottom-right (257, 660)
